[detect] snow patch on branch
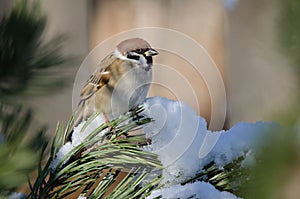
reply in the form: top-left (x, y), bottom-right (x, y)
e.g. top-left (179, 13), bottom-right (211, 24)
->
top-left (147, 181), bottom-right (241, 199)
top-left (142, 97), bottom-right (276, 198)
top-left (50, 114), bottom-right (107, 170)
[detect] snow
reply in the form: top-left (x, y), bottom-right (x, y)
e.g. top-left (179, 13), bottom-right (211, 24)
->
top-left (142, 97), bottom-right (207, 184)
top-left (50, 142), bottom-right (73, 169)
top-left (142, 97), bottom-right (276, 198)
top-left (8, 192), bottom-right (26, 199)
top-left (147, 181), bottom-right (241, 199)
top-left (71, 114), bottom-right (107, 146)
top-left (203, 122), bottom-right (274, 168)
top-left (50, 114), bottom-right (107, 170)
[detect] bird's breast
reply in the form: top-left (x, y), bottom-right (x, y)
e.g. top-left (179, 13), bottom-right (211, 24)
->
top-left (106, 61), bottom-right (152, 116)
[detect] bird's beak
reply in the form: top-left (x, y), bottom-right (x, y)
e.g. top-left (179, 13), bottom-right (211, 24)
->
top-left (144, 48), bottom-right (159, 57)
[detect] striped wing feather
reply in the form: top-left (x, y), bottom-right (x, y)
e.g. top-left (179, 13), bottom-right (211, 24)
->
top-left (79, 53), bottom-right (115, 104)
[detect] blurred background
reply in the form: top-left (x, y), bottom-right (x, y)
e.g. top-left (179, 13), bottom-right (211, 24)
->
top-left (2, 0), bottom-right (298, 132)
top-left (0, 0), bottom-right (299, 198)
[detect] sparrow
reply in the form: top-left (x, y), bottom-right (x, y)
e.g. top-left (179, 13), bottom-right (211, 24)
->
top-left (72, 38), bottom-right (158, 133)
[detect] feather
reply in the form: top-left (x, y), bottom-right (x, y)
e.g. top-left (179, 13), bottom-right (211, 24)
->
top-left (78, 53), bottom-right (115, 104)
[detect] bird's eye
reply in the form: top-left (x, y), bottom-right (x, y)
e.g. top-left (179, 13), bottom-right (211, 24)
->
top-left (136, 48), bottom-right (142, 53)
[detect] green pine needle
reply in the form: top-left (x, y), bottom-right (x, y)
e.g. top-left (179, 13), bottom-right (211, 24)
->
top-left (181, 156), bottom-right (250, 194)
top-left (0, 0), bottom-right (72, 99)
top-left (28, 109), bottom-right (162, 199)
top-left (0, 102), bottom-right (47, 192)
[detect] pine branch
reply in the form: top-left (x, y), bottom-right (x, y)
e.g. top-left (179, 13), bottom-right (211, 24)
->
top-left (0, 102), bottom-right (47, 192)
top-left (28, 108), bottom-right (162, 199)
top-left (0, 0), bottom-right (72, 99)
top-left (181, 156), bottom-right (250, 193)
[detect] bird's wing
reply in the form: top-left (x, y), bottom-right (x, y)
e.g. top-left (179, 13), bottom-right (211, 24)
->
top-left (79, 53), bottom-right (115, 104)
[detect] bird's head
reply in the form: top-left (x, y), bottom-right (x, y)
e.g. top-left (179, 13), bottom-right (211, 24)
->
top-left (115, 38), bottom-right (158, 67)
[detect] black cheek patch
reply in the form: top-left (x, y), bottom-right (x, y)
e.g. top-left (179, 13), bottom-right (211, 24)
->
top-left (127, 54), bottom-right (140, 61)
